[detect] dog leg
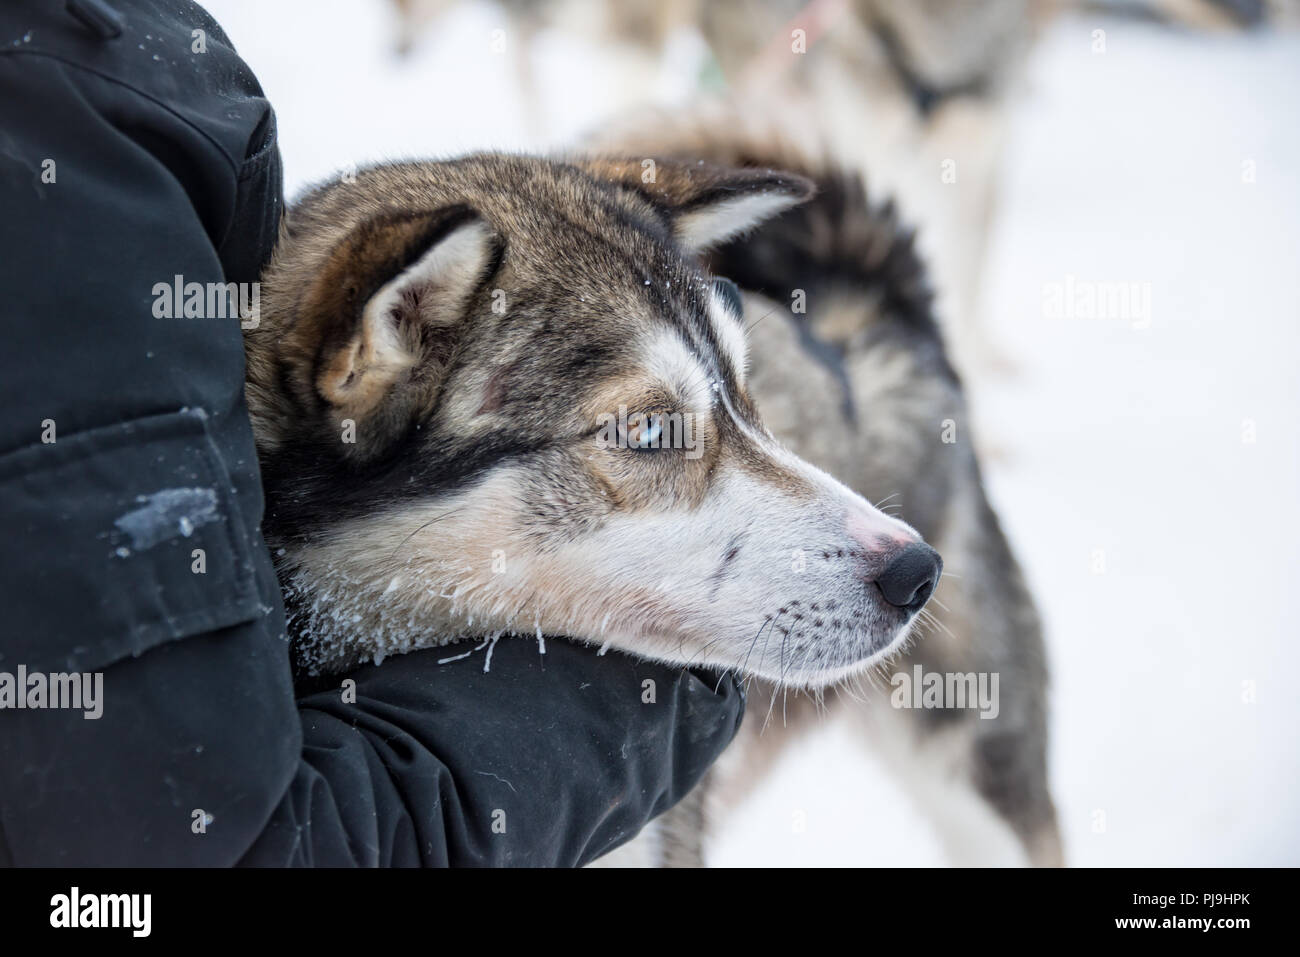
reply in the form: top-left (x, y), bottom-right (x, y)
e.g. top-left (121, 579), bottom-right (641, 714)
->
top-left (654, 780), bottom-right (709, 868)
top-left (633, 686), bottom-right (823, 867)
top-left (840, 679), bottom-right (1061, 867)
top-left (968, 722), bottom-right (1063, 866)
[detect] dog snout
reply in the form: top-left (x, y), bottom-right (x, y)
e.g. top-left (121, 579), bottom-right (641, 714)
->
top-left (874, 543), bottom-right (942, 613)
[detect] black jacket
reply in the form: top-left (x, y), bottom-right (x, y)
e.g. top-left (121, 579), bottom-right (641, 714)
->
top-left (0, 0), bottom-right (742, 866)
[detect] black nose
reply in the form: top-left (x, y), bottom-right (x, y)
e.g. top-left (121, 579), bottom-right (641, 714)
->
top-left (875, 543), bottom-right (942, 612)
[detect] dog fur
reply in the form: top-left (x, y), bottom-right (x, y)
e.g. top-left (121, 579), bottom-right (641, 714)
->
top-left (246, 152), bottom-right (945, 696)
top-left (244, 108), bottom-right (1058, 866)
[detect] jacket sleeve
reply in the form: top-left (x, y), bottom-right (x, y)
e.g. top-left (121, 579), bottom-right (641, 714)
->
top-left (0, 0), bottom-right (742, 867)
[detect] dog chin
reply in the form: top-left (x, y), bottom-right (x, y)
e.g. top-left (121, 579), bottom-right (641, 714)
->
top-left (739, 621), bottom-right (916, 690)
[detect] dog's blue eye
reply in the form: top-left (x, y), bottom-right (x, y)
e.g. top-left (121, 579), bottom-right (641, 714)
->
top-left (713, 276), bottom-right (743, 318)
top-left (630, 415), bottom-right (662, 449)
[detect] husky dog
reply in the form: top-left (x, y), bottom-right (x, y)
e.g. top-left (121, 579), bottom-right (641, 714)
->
top-left (244, 119), bottom-right (1058, 865)
top-left (584, 109), bottom-right (1061, 868)
top-left (245, 154), bottom-right (944, 695)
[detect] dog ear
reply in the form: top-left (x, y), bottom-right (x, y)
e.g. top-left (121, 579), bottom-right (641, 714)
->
top-left (295, 207), bottom-right (499, 456)
top-left (578, 157), bottom-right (815, 252)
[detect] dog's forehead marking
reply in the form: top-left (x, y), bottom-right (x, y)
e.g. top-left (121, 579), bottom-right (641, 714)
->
top-left (640, 328), bottom-right (714, 411)
top-left (706, 287), bottom-right (748, 384)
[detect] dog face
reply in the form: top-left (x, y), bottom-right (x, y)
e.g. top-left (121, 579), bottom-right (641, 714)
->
top-left (246, 154), bottom-right (941, 686)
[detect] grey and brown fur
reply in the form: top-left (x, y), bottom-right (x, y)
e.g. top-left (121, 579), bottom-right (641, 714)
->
top-left (588, 112), bottom-right (1062, 867)
top-left (243, 120), bottom-right (1054, 867)
top-left (246, 151), bottom-right (942, 694)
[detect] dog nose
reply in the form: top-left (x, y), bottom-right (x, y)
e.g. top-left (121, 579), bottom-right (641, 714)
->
top-left (875, 543), bottom-right (942, 612)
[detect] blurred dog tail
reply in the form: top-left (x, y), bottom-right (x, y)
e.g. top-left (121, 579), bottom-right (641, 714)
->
top-left (583, 101), bottom-right (938, 334)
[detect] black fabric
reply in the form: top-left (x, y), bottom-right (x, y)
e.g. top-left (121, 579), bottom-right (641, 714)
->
top-left (0, 0), bottom-right (742, 867)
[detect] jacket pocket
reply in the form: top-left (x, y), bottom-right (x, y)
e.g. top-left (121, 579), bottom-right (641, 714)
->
top-left (0, 409), bottom-right (266, 675)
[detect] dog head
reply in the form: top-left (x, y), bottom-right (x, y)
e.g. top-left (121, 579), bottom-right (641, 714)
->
top-left (247, 154), bottom-right (940, 686)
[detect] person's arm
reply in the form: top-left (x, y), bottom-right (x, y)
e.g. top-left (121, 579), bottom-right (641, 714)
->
top-left (0, 0), bottom-right (741, 867)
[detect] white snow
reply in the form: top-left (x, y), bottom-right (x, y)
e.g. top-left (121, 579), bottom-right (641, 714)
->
top-left (201, 0), bottom-right (1299, 866)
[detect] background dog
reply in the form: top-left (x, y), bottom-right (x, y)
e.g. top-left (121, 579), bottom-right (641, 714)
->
top-left (385, 0), bottom-right (1293, 375)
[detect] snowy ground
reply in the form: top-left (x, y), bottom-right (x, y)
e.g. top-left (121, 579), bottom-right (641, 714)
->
top-left (202, 0), bottom-right (1300, 866)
